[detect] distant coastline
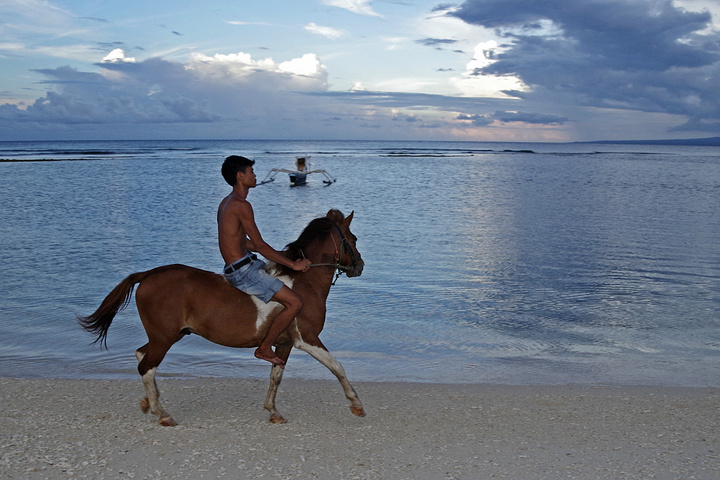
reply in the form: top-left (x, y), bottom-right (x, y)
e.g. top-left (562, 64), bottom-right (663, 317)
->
top-left (584, 136), bottom-right (720, 147)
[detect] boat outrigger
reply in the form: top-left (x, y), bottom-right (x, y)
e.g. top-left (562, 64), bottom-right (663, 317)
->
top-left (259, 157), bottom-right (336, 187)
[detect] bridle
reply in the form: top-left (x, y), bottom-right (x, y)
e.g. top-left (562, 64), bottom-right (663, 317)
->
top-left (307, 224), bottom-right (361, 284)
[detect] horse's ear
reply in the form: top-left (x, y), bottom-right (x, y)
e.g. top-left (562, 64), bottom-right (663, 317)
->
top-left (326, 209), bottom-right (344, 223)
top-left (344, 210), bottom-right (354, 226)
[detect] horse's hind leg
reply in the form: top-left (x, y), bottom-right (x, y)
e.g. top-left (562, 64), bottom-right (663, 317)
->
top-left (136, 342), bottom-right (177, 426)
top-left (295, 337), bottom-right (365, 417)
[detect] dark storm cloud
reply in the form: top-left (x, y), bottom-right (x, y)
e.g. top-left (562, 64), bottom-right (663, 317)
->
top-left (449, 0), bottom-right (720, 132)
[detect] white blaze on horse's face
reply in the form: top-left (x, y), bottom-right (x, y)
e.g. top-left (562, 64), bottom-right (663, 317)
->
top-left (252, 274), bottom-right (294, 330)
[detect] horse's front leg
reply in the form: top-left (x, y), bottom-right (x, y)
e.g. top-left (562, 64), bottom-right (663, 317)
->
top-left (294, 336), bottom-right (365, 417)
top-left (263, 343), bottom-right (293, 423)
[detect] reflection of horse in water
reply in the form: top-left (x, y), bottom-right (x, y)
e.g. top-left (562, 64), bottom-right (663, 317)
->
top-left (259, 156), bottom-right (337, 186)
top-left (78, 210), bottom-right (364, 426)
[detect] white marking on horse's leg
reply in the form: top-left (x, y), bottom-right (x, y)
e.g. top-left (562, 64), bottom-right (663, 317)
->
top-left (141, 367), bottom-right (175, 425)
top-left (294, 340), bottom-right (364, 413)
top-left (264, 364), bottom-right (287, 422)
top-left (141, 367), bottom-right (161, 414)
top-left (264, 364), bottom-right (284, 410)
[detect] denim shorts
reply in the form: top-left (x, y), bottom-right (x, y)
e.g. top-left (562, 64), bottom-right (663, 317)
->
top-left (224, 257), bottom-right (285, 303)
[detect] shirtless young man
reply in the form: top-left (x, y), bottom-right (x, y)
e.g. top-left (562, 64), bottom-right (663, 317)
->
top-left (218, 155), bottom-right (311, 367)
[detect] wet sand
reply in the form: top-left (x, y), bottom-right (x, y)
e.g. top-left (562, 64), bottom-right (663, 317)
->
top-left (1, 378), bottom-right (718, 479)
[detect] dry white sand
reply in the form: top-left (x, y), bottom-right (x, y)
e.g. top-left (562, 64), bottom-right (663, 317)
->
top-left (1, 377), bottom-right (718, 479)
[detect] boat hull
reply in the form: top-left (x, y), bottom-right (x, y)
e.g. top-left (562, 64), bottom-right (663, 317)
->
top-left (289, 173), bottom-right (307, 186)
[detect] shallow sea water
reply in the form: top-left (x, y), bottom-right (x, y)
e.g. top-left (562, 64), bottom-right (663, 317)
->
top-left (1, 139), bottom-right (719, 386)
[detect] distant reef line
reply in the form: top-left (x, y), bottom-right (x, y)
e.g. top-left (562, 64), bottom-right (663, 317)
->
top-left (0, 158), bottom-right (101, 162)
top-left (584, 136), bottom-right (720, 147)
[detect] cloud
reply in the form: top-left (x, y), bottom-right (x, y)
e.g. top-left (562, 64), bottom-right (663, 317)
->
top-left (457, 113), bottom-right (493, 126)
top-left (278, 53), bottom-right (327, 77)
top-left (187, 51), bottom-right (328, 90)
top-left (457, 110), bottom-right (568, 126)
top-left (0, 43), bottom-right (551, 141)
top-left (0, 49), bottom-right (331, 128)
top-left (2, 0), bottom-right (72, 29)
top-left (304, 23), bottom-right (344, 39)
top-left (1, 64), bottom-right (218, 124)
top-left (224, 21), bottom-right (273, 26)
top-left (323, 0), bottom-right (382, 18)
top-left (350, 81), bottom-right (367, 92)
top-left (449, 0), bottom-right (720, 132)
top-left (416, 38), bottom-right (458, 49)
top-left (101, 48), bottom-right (136, 63)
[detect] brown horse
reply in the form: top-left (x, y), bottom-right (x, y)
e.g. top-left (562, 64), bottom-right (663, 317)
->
top-left (78, 209), bottom-right (365, 425)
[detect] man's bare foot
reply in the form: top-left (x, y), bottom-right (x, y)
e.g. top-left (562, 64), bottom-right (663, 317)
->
top-left (254, 348), bottom-right (285, 367)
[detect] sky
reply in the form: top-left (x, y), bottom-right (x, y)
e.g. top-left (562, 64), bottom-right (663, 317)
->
top-left (1, 0), bottom-right (720, 142)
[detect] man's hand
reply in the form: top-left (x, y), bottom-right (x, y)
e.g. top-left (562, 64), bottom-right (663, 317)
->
top-left (292, 259), bottom-right (312, 272)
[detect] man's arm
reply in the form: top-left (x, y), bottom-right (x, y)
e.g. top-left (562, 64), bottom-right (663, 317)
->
top-left (236, 201), bottom-right (310, 271)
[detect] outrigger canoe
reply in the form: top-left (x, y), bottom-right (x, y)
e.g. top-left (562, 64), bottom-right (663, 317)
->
top-left (259, 157), bottom-right (336, 186)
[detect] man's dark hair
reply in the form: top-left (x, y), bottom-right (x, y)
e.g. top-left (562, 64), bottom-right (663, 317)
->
top-left (222, 155), bottom-right (255, 186)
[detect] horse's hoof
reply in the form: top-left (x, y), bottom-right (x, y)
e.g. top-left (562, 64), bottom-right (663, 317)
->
top-left (140, 397), bottom-right (150, 414)
top-left (159, 416), bottom-right (177, 427)
top-left (269, 414), bottom-right (287, 424)
top-left (350, 406), bottom-right (366, 417)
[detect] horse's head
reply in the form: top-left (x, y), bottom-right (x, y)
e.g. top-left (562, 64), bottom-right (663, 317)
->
top-left (284, 209), bottom-right (364, 278)
top-left (326, 209), bottom-right (364, 278)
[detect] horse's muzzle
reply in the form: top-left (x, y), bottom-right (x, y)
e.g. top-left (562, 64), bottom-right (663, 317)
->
top-left (346, 258), bottom-right (364, 277)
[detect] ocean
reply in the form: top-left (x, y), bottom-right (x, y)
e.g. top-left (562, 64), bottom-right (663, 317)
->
top-left (1, 139), bottom-right (719, 386)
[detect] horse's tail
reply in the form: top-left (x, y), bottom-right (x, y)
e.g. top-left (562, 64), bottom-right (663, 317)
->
top-left (77, 271), bottom-right (149, 349)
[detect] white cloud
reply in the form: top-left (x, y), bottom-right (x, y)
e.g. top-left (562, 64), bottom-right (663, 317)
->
top-left (382, 37), bottom-right (407, 51)
top-left (278, 53), bottom-right (326, 77)
top-left (2, 0), bottom-right (73, 29)
top-left (187, 51), bottom-right (275, 78)
top-left (224, 20), bottom-right (273, 26)
top-left (0, 42), bottom-right (25, 52)
top-left (101, 48), bottom-right (136, 63)
top-left (323, 0), bottom-right (382, 17)
top-left (466, 41), bottom-right (499, 71)
top-left (186, 51), bottom-right (327, 90)
top-left (450, 41), bottom-right (527, 98)
top-left (304, 22), bottom-right (344, 39)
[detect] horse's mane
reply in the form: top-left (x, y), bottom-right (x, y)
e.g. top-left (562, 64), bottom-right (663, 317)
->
top-left (274, 210), bottom-right (344, 274)
top-left (285, 218), bottom-right (335, 260)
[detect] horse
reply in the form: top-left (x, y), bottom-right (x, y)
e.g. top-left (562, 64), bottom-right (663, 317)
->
top-left (77, 209), bottom-right (365, 426)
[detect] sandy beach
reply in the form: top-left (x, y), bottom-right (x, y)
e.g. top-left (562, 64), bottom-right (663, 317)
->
top-left (1, 378), bottom-right (718, 479)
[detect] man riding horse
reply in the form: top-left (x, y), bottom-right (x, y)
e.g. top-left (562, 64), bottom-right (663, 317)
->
top-left (218, 155), bottom-right (311, 367)
top-left (77, 157), bottom-right (365, 425)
